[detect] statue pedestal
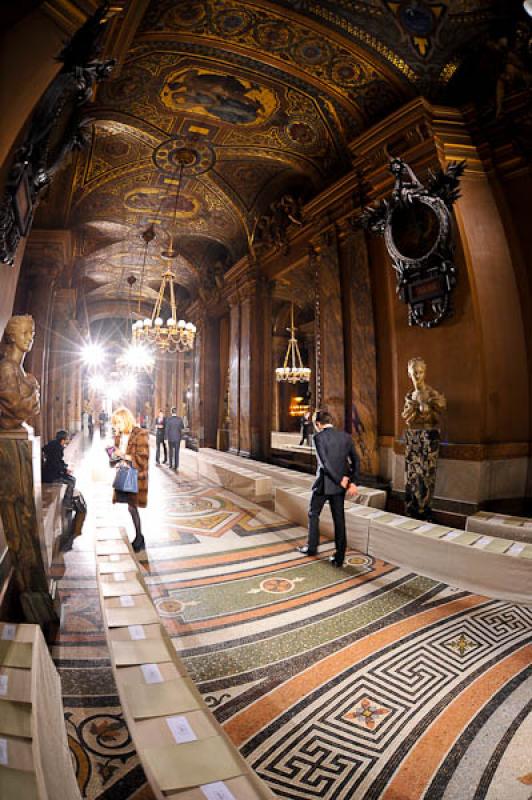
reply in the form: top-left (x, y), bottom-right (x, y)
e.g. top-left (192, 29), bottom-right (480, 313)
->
top-left (404, 428), bottom-right (441, 520)
top-left (0, 428), bottom-right (59, 633)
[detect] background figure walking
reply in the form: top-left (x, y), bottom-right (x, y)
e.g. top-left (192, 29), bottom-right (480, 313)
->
top-left (155, 409), bottom-right (167, 465)
top-left (299, 410), bottom-right (313, 446)
top-left (111, 407), bottom-right (149, 552)
top-left (297, 410), bottom-right (359, 567)
top-left (166, 407), bottom-right (184, 471)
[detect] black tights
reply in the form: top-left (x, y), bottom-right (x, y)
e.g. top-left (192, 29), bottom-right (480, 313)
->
top-left (128, 504), bottom-right (142, 540)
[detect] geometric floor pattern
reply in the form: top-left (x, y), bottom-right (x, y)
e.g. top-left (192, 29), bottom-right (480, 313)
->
top-left (52, 434), bottom-right (532, 799)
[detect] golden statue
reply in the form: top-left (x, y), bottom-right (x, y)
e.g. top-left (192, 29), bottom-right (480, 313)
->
top-left (402, 357), bottom-right (446, 430)
top-left (0, 315), bottom-right (40, 431)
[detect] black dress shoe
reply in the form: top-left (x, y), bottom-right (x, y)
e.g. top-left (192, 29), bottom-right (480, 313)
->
top-left (297, 545), bottom-right (317, 556)
top-left (329, 555), bottom-right (343, 567)
top-left (132, 536), bottom-right (145, 553)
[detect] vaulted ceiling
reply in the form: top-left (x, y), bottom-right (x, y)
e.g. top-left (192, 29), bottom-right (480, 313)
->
top-left (35, 0), bottom-right (512, 316)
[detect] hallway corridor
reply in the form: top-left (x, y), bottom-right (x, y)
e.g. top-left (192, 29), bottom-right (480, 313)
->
top-left (49, 433), bottom-right (532, 800)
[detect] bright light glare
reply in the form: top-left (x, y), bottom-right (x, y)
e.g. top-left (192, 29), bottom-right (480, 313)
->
top-left (89, 374), bottom-right (105, 392)
top-left (82, 342), bottom-right (106, 366)
top-left (122, 343), bottom-right (154, 370)
top-left (123, 375), bottom-right (137, 393)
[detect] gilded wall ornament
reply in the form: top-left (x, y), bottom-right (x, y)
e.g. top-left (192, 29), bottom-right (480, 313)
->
top-left (359, 156), bottom-right (465, 328)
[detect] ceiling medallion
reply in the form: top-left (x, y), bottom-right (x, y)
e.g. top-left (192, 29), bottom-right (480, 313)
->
top-left (152, 135), bottom-right (215, 176)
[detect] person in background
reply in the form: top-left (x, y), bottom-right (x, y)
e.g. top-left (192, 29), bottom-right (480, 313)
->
top-left (42, 430), bottom-right (76, 487)
top-left (87, 412), bottom-right (94, 438)
top-left (155, 408), bottom-right (167, 465)
top-left (111, 406), bottom-right (149, 552)
top-left (166, 406), bottom-right (184, 471)
top-left (299, 410), bottom-right (313, 446)
top-left (297, 410), bottom-right (359, 567)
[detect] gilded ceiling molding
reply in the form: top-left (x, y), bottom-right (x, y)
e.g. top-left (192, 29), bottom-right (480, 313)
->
top-left (41, 0), bottom-right (92, 35)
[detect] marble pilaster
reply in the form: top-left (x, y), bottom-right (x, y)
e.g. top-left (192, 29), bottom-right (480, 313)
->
top-left (311, 228), bottom-right (345, 426)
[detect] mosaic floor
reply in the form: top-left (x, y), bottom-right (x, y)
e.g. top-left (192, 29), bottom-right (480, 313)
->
top-left (52, 434), bottom-right (532, 799)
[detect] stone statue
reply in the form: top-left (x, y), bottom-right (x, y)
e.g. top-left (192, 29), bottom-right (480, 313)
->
top-left (402, 357), bottom-right (446, 429)
top-left (0, 315), bottom-right (40, 431)
top-left (401, 357), bottom-right (446, 521)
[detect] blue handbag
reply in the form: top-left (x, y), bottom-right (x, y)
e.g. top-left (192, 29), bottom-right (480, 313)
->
top-left (113, 464), bottom-right (138, 494)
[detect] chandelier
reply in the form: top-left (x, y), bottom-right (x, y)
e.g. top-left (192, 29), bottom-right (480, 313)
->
top-left (276, 303), bottom-right (311, 383)
top-left (131, 150), bottom-right (197, 354)
top-left (132, 269), bottom-right (196, 353)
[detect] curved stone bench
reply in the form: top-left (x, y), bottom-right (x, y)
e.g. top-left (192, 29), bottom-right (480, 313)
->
top-left (0, 622), bottom-right (81, 800)
top-left (95, 529), bottom-right (275, 799)
top-left (466, 511), bottom-right (532, 543)
top-left (275, 487), bottom-right (532, 606)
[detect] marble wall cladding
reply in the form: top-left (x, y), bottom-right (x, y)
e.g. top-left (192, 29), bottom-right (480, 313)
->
top-left (390, 448), bottom-right (529, 503)
top-left (228, 298), bottom-right (240, 453)
top-left (238, 295), bottom-right (252, 456)
top-left (344, 230), bottom-right (379, 475)
top-left (316, 230), bottom-right (345, 426)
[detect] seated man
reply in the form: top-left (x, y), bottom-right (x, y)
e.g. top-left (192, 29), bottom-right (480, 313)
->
top-left (42, 430), bottom-right (76, 487)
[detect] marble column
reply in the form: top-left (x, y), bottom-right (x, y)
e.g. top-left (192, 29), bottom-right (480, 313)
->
top-left (339, 224), bottom-right (379, 475)
top-left (226, 278), bottom-right (272, 458)
top-left (311, 228), bottom-right (346, 426)
top-left (228, 292), bottom-right (240, 454)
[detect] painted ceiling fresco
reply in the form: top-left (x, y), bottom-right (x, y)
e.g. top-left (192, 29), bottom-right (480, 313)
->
top-left (37, 0), bottom-right (508, 315)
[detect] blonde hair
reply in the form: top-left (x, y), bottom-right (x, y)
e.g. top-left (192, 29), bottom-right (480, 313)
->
top-left (112, 406), bottom-right (136, 434)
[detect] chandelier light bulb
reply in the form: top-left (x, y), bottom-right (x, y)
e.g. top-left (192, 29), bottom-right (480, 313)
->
top-left (154, 317), bottom-right (163, 327)
top-left (143, 319), bottom-right (152, 327)
top-left (177, 319), bottom-right (185, 328)
top-left (167, 318), bottom-right (176, 327)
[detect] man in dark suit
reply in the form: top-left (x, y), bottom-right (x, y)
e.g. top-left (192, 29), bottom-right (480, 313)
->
top-left (297, 410), bottom-right (359, 567)
top-left (155, 409), bottom-right (167, 465)
top-left (166, 407), bottom-right (184, 471)
top-left (42, 430), bottom-right (76, 487)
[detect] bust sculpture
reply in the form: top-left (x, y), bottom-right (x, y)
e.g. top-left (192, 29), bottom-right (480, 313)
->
top-left (0, 315), bottom-right (40, 430)
top-left (402, 357), bottom-right (446, 430)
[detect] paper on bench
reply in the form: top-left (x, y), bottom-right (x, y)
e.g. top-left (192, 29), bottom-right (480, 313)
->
top-left (507, 543), bottom-right (525, 556)
top-left (105, 605), bottom-right (159, 628)
top-left (99, 558), bottom-right (138, 573)
top-left (128, 625), bottom-right (146, 640)
top-left (141, 663), bottom-right (164, 684)
top-left (473, 536), bottom-right (493, 549)
top-left (0, 765), bottom-right (39, 799)
top-left (167, 715), bottom-right (197, 744)
top-left (101, 580), bottom-right (144, 597)
top-left (0, 701), bottom-right (32, 738)
top-left (143, 736), bottom-right (244, 792)
top-left (201, 782), bottom-right (237, 800)
top-left (124, 677), bottom-right (202, 719)
top-left (0, 642), bottom-right (32, 669)
top-left (111, 639), bottom-right (171, 666)
top-left (1, 625), bottom-right (16, 641)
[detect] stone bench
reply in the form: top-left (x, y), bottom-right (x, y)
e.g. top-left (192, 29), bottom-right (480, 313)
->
top-left (0, 621), bottom-right (82, 799)
top-left (199, 458), bottom-right (272, 502)
top-left (199, 448), bottom-right (387, 508)
top-left (40, 483), bottom-right (67, 571)
top-left (465, 511), bottom-right (532, 543)
top-left (275, 487), bottom-right (532, 606)
top-left (95, 529), bottom-right (275, 799)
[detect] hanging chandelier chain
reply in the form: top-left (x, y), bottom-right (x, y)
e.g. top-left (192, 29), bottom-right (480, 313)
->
top-left (276, 302), bottom-right (311, 383)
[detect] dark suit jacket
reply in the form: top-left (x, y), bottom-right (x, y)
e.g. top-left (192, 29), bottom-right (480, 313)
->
top-left (313, 426), bottom-right (360, 496)
top-left (42, 439), bottom-right (68, 483)
top-left (155, 415), bottom-right (166, 438)
top-left (166, 415), bottom-right (184, 443)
